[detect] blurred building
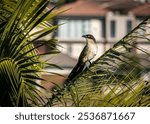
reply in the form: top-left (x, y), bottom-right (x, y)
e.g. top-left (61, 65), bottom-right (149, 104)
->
top-left (40, 0), bottom-right (150, 89)
top-left (57, 0), bottom-right (150, 58)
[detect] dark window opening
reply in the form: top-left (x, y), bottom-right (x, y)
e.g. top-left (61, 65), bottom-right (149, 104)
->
top-left (126, 20), bottom-right (132, 34)
top-left (110, 20), bottom-right (116, 38)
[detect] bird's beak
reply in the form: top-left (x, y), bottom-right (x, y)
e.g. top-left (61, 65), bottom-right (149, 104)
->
top-left (82, 35), bottom-right (86, 38)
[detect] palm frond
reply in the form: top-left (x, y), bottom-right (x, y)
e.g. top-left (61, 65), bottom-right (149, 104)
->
top-left (0, 0), bottom-right (62, 106)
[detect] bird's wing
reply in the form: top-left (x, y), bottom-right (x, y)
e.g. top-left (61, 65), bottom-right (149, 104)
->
top-left (66, 61), bottom-right (86, 86)
top-left (78, 45), bottom-right (88, 63)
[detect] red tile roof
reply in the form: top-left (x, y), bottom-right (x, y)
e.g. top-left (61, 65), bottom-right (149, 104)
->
top-left (57, 0), bottom-right (150, 17)
top-left (59, 0), bottom-right (108, 16)
top-left (103, 0), bottom-right (142, 11)
top-left (131, 3), bottom-right (150, 16)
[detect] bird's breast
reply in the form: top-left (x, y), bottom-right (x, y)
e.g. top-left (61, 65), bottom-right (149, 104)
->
top-left (83, 43), bottom-right (97, 62)
top-left (88, 43), bottom-right (97, 55)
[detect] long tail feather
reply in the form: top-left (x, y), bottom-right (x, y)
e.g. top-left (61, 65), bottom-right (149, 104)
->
top-left (65, 61), bottom-right (85, 86)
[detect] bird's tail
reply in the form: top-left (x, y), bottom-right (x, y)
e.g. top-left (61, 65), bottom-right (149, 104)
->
top-left (65, 61), bottom-right (86, 86)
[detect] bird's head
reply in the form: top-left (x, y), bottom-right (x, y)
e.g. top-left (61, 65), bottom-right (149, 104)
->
top-left (82, 34), bottom-right (96, 44)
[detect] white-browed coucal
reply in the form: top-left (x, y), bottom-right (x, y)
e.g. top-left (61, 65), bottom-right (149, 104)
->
top-left (66, 34), bottom-right (97, 86)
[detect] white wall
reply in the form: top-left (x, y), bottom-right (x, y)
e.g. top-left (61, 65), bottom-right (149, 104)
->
top-left (59, 43), bottom-right (85, 59)
top-left (106, 12), bottom-right (135, 42)
top-left (58, 43), bottom-right (68, 54)
top-left (72, 43), bottom-right (85, 58)
top-left (90, 19), bottom-right (102, 41)
top-left (95, 43), bottom-right (105, 59)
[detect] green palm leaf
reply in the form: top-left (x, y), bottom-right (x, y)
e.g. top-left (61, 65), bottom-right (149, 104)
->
top-left (0, 0), bottom-right (62, 106)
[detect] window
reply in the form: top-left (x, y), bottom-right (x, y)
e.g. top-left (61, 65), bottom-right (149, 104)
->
top-left (58, 19), bottom-right (91, 39)
top-left (82, 20), bottom-right (90, 35)
top-left (102, 20), bottom-right (106, 38)
top-left (110, 20), bottom-right (116, 38)
top-left (126, 20), bottom-right (132, 34)
top-left (58, 20), bottom-right (68, 39)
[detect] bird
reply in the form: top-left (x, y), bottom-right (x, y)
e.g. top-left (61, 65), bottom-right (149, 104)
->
top-left (46, 34), bottom-right (97, 105)
top-left (65, 34), bottom-right (97, 86)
